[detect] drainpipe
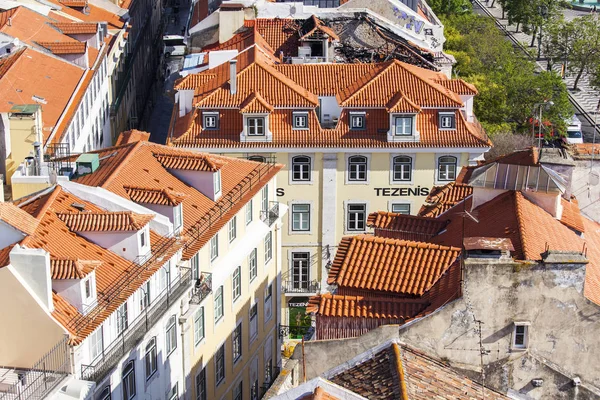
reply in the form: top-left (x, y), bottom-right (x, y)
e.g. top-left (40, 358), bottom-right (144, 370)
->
top-left (179, 300), bottom-right (187, 400)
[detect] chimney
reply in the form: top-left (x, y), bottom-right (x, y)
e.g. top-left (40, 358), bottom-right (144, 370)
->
top-left (33, 141), bottom-right (42, 176)
top-left (229, 59), bottom-right (237, 95)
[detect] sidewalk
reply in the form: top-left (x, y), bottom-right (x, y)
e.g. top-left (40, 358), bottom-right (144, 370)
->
top-left (473, 1), bottom-right (600, 137)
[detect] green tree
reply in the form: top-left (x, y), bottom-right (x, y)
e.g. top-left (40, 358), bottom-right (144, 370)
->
top-left (427, 0), bottom-right (471, 16)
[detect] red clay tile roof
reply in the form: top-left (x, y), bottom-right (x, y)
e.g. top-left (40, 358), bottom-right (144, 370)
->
top-left (387, 93), bottom-right (421, 113)
top-left (154, 152), bottom-right (223, 172)
top-left (124, 186), bottom-right (187, 206)
top-left (1, 7), bottom-right (81, 47)
top-left (0, 48), bottom-right (24, 79)
top-left (46, 0), bottom-right (124, 29)
top-left (115, 129), bottom-right (151, 145)
top-left (0, 8), bottom-right (17, 30)
top-left (329, 342), bottom-right (509, 400)
top-left (175, 73), bottom-right (217, 90)
top-left (50, 258), bottom-right (100, 279)
top-left (37, 41), bottom-right (86, 54)
top-left (59, 0), bottom-right (87, 7)
top-left (434, 78), bottom-right (478, 95)
top-left (299, 15), bottom-right (340, 41)
top-left (252, 18), bottom-right (301, 57)
top-left (51, 71), bottom-right (94, 145)
top-left (571, 143), bottom-right (600, 157)
top-left (239, 92), bottom-right (274, 113)
top-left (0, 245), bottom-right (14, 268)
top-left (0, 202), bottom-right (40, 235)
top-left (51, 22), bottom-right (97, 35)
top-left (298, 387), bottom-right (341, 400)
top-left (561, 197), bottom-right (585, 233)
top-left (56, 211), bottom-right (154, 232)
top-left (418, 182), bottom-right (473, 217)
top-left (367, 212), bottom-right (449, 239)
top-left (328, 235), bottom-right (461, 296)
top-left (307, 294), bottom-right (428, 319)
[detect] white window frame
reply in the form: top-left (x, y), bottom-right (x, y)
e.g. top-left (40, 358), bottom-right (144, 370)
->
top-left (346, 154), bottom-right (370, 184)
top-left (210, 236), bottom-right (219, 261)
top-left (291, 252), bottom-right (310, 290)
top-left (437, 155), bottom-right (458, 183)
top-left (249, 302), bottom-right (258, 343)
top-left (173, 204), bottom-right (183, 231)
top-left (116, 302), bottom-right (128, 335)
top-left (89, 327), bottom-right (103, 361)
top-left (232, 266), bottom-right (242, 302)
top-left (292, 111), bottom-right (309, 129)
top-left (291, 203), bottom-right (310, 232)
top-left (233, 380), bottom-right (243, 400)
top-left (264, 231), bottom-right (273, 264)
top-left (232, 321), bottom-right (242, 363)
top-left (145, 337), bottom-right (157, 380)
top-left (264, 283), bottom-right (273, 322)
top-left (168, 384), bottom-right (178, 400)
top-left (194, 307), bottom-right (205, 346)
top-left (249, 248), bottom-right (257, 282)
top-left (391, 155), bottom-right (413, 183)
top-left (345, 202), bottom-right (367, 233)
top-left (214, 286), bottom-right (224, 323)
top-left (247, 116), bottom-right (266, 136)
top-left (228, 216), bottom-right (237, 243)
top-left (439, 111), bottom-right (456, 130)
top-left (349, 112), bottom-right (366, 130)
top-left (394, 115), bottom-right (413, 136)
top-left (290, 155), bottom-right (312, 183)
top-left (215, 343), bottom-right (225, 386)
top-left (165, 315), bottom-right (177, 357)
top-left (195, 367), bottom-right (207, 400)
top-left (391, 203), bottom-right (411, 215)
top-left (512, 322), bottom-right (530, 350)
top-left (203, 111), bottom-right (219, 129)
top-left (213, 170), bottom-right (221, 196)
top-left (261, 185), bottom-right (269, 212)
top-left (122, 361), bottom-right (136, 400)
top-left (245, 200), bottom-right (253, 225)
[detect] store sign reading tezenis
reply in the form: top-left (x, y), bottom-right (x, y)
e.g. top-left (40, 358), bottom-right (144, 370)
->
top-left (374, 187), bottom-right (430, 196)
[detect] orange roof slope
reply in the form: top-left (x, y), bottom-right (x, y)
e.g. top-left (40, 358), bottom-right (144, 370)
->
top-left (115, 129), bottom-right (151, 145)
top-left (51, 22), bottom-right (98, 35)
top-left (307, 294), bottom-right (428, 320)
top-left (560, 197), bottom-right (585, 233)
top-left (0, 202), bottom-right (40, 235)
top-left (56, 211), bottom-right (154, 232)
top-left (125, 186), bottom-right (186, 206)
top-left (298, 387), bottom-right (341, 400)
top-left (328, 235), bottom-right (461, 296)
top-left (0, 7), bottom-right (81, 47)
top-left (37, 41), bottom-right (86, 54)
top-left (329, 342), bottom-right (509, 400)
top-left (367, 212), bottom-right (448, 237)
top-left (154, 152), bottom-right (223, 171)
top-left (418, 182), bottom-right (473, 217)
top-left (0, 47), bottom-right (84, 141)
top-left (239, 92), bottom-right (274, 113)
top-left (50, 258), bottom-right (99, 279)
top-left (46, 0), bottom-right (124, 29)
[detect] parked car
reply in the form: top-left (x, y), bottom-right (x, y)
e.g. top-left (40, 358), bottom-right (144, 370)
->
top-left (163, 35), bottom-right (186, 57)
top-left (565, 115), bottom-right (583, 144)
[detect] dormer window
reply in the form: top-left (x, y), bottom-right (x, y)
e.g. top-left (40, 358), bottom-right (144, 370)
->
top-left (203, 112), bottom-right (219, 129)
top-left (214, 170), bottom-right (221, 196)
top-left (84, 278), bottom-right (92, 299)
top-left (439, 112), bottom-right (456, 130)
top-left (247, 117), bottom-right (265, 136)
top-left (293, 112), bottom-right (309, 129)
top-left (173, 204), bottom-right (183, 231)
top-left (394, 116), bottom-right (413, 136)
top-left (349, 112), bottom-right (366, 130)
top-left (140, 230), bottom-right (147, 248)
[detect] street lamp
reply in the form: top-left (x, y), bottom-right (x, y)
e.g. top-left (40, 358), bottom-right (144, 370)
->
top-left (533, 100), bottom-right (554, 148)
top-left (537, 5), bottom-right (548, 60)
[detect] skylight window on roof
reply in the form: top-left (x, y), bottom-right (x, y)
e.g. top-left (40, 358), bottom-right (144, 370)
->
top-left (349, 113), bottom-right (365, 130)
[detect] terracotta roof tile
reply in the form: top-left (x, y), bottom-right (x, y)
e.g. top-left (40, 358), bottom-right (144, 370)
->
top-left (253, 18), bottom-right (301, 57)
top-left (386, 92), bottom-right (421, 113)
top-left (307, 294), bottom-right (428, 320)
top-left (434, 78), bottom-right (478, 95)
top-left (239, 92), bottom-right (274, 113)
top-left (50, 258), bottom-right (100, 279)
top-left (51, 22), bottom-right (98, 35)
top-left (59, 0), bottom-right (87, 7)
top-left (115, 129), bottom-right (151, 145)
top-left (328, 235), bottom-right (461, 296)
top-left (560, 197), bottom-right (585, 233)
top-left (154, 151), bottom-right (223, 172)
top-left (0, 202), bottom-right (40, 235)
top-left (0, 245), bottom-right (14, 268)
top-left (572, 143), bottom-right (600, 156)
top-left (329, 342), bottom-right (509, 400)
top-left (367, 212), bottom-right (448, 239)
top-left (0, 8), bottom-right (17, 30)
top-left (298, 387), bottom-right (340, 400)
top-left (174, 73), bottom-right (217, 90)
top-left (45, 0), bottom-right (124, 29)
top-left (124, 186), bottom-right (187, 206)
top-left (299, 15), bottom-right (340, 41)
top-left (56, 211), bottom-right (154, 232)
top-left (37, 41), bottom-right (86, 54)
top-left (51, 71), bottom-right (94, 144)
top-left (418, 182), bottom-right (473, 217)
top-left (1, 7), bottom-right (80, 47)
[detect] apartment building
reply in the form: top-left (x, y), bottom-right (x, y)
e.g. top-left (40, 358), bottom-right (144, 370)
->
top-left (169, 29), bottom-right (490, 331)
top-left (1, 133), bottom-right (285, 400)
top-left (0, 6), bottom-right (113, 198)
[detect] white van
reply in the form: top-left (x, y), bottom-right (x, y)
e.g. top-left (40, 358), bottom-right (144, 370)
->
top-left (163, 35), bottom-right (186, 57)
top-left (565, 115), bottom-right (583, 144)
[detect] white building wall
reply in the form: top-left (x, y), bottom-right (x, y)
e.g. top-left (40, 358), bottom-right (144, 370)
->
top-left (0, 220), bottom-right (26, 248)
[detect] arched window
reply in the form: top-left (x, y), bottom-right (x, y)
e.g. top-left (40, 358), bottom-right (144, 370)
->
top-left (97, 385), bottom-right (111, 400)
top-left (248, 155), bottom-right (265, 163)
top-left (145, 338), bottom-right (157, 380)
top-left (393, 156), bottom-right (412, 181)
top-left (291, 156), bottom-right (311, 181)
top-left (348, 156), bottom-right (367, 181)
top-left (438, 156), bottom-right (457, 181)
top-left (122, 361), bottom-right (136, 400)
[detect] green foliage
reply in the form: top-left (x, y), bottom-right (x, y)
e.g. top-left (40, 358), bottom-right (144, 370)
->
top-left (427, 0), bottom-right (472, 16)
top-left (442, 12), bottom-right (572, 134)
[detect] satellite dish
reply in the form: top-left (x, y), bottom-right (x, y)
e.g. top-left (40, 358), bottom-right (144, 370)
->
top-left (590, 171), bottom-right (600, 186)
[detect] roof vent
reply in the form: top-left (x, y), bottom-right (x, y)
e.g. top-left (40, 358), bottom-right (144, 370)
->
top-left (229, 59), bottom-right (237, 95)
top-left (71, 203), bottom-right (86, 211)
top-left (75, 153), bottom-right (100, 176)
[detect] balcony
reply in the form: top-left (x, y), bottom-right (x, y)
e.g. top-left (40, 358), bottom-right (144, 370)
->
top-left (260, 201), bottom-right (280, 227)
top-left (80, 268), bottom-right (192, 383)
top-left (189, 272), bottom-right (212, 305)
top-left (282, 280), bottom-right (320, 295)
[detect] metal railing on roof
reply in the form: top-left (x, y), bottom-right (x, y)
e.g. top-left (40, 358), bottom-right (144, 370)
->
top-left (0, 336), bottom-right (70, 400)
top-left (80, 268), bottom-right (192, 383)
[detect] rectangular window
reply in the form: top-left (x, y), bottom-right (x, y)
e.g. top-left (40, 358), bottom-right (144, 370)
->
top-left (394, 116), bottom-right (413, 135)
top-left (261, 186), bottom-right (268, 212)
top-left (90, 327), bottom-right (103, 361)
top-left (439, 113), bottom-right (456, 129)
top-left (347, 203), bottom-right (366, 231)
top-left (203, 112), bottom-right (219, 129)
top-left (249, 248), bottom-right (257, 282)
top-left (166, 315), bottom-right (177, 356)
top-left (245, 201), bottom-right (253, 225)
top-left (292, 156), bottom-right (311, 181)
top-left (393, 156), bottom-right (412, 182)
top-left (214, 286), bottom-right (224, 323)
top-left (159, 263), bottom-right (169, 292)
top-left (438, 156), bottom-right (457, 181)
top-left (232, 266), bottom-right (242, 301)
top-left (247, 117), bottom-right (265, 136)
top-left (85, 279), bottom-right (91, 298)
top-left (139, 281), bottom-right (150, 311)
top-left (210, 236), bottom-right (219, 261)
top-left (140, 230), bottom-right (146, 248)
top-left (391, 203), bottom-right (411, 215)
top-left (194, 307), bottom-right (205, 345)
top-left (250, 380), bottom-right (258, 400)
top-left (195, 368), bottom-right (206, 400)
top-left (249, 303), bottom-right (258, 341)
top-left (214, 170), bottom-right (221, 195)
top-left (232, 322), bottom-right (242, 363)
top-left (348, 156), bottom-right (368, 181)
top-left (264, 283), bottom-right (273, 321)
top-left (215, 344), bottom-right (225, 386)
top-left (168, 384), bottom-right (178, 400)
top-left (228, 216), bottom-right (237, 242)
top-left (513, 324), bottom-right (529, 349)
top-left (173, 204), bottom-right (182, 231)
top-left (292, 204), bottom-right (310, 232)
top-left (292, 252), bottom-right (310, 290)
top-left (145, 337), bottom-right (157, 380)
top-left (234, 381), bottom-right (243, 400)
top-left (264, 232), bottom-right (272, 263)
top-left (265, 358), bottom-right (273, 384)
top-left (293, 112), bottom-right (308, 129)
top-left (117, 302), bottom-right (128, 335)
top-left (191, 254), bottom-right (199, 281)
top-left (350, 113), bottom-right (365, 130)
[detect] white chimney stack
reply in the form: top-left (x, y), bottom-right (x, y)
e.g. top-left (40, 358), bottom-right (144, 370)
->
top-left (230, 59), bottom-right (237, 95)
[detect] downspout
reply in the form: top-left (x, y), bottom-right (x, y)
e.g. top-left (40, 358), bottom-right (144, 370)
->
top-left (179, 300), bottom-right (187, 400)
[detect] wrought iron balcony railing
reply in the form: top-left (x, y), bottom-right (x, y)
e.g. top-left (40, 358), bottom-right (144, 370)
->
top-left (260, 366), bottom-right (282, 397)
top-left (189, 272), bottom-right (212, 305)
top-left (260, 201), bottom-right (280, 227)
top-left (80, 269), bottom-right (192, 383)
top-left (282, 280), bottom-right (320, 294)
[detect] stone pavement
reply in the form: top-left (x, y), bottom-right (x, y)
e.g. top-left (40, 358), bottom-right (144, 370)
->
top-left (474, 1), bottom-right (600, 138)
